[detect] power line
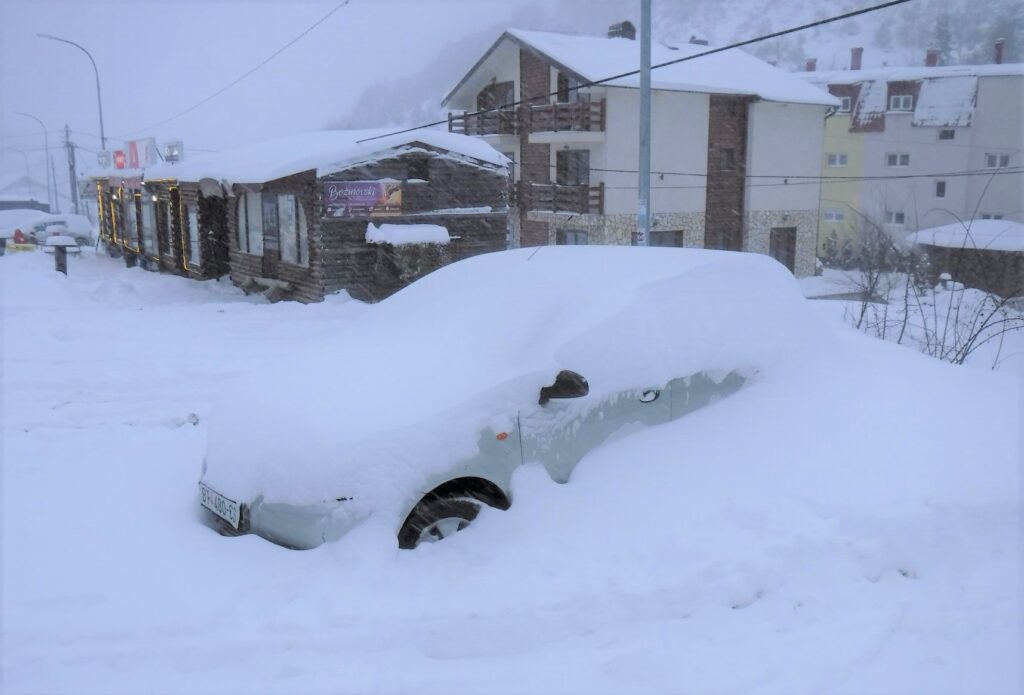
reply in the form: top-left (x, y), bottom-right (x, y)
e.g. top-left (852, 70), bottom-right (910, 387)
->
top-left (113, 0), bottom-right (351, 139)
top-left (596, 167), bottom-right (1023, 190)
top-left (356, 0), bottom-right (913, 144)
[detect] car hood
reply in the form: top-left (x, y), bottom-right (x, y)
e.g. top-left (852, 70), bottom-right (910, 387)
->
top-left (203, 246), bottom-right (832, 510)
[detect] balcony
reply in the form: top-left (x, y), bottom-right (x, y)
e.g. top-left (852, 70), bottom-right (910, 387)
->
top-left (447, 100), bottom-right (606, 137)
top-left (513, 181), bottom-right (605, 215)
top-left (448, 108), bottom-right (519, 136)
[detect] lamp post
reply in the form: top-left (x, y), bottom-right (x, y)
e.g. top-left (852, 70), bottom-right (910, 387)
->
top-left (37, 33), bottom-right (107, 151)
top-left (14, 111), bottom-right (55, 212)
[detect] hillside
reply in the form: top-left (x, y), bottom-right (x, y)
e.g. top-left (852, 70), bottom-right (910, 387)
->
top-left (330, 0), bottom-right (1022, 129)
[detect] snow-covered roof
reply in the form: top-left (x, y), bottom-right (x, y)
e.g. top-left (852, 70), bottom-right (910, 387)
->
top-left (445, 29), bottom-right (837, 107)
top-left (366, 223), bottom-right (450, 246)
top-left (907, 220), bottom-right (1024, 253)
top-left (142, 130), bottom-right (507, 186)
top-left (804, 63), bottom-right (1024, 85)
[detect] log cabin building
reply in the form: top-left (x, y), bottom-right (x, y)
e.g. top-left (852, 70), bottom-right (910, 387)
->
top-left (93, 130), bottom-right (509, 301)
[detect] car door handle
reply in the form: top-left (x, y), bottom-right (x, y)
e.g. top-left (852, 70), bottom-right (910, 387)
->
top-left (639, 390), bottom-right (660, 403)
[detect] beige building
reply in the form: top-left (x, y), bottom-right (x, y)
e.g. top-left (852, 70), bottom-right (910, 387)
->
top-left (443, 23), bottom-right (837, 277)
top-left (800, 45), bottom-right (1023, 260)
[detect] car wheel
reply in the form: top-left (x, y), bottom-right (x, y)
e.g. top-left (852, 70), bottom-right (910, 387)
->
top-left (398, 496), bottom-right (482, 549)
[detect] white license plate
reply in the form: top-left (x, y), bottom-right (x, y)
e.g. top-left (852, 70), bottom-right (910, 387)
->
top-left (199, 483), bottom-right (240, 529)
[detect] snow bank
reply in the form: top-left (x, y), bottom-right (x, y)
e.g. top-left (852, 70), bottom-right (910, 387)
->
top-left (203, 247), bottom-right (832, 511)
top-left (365, 222), bottom-right (449, 245)
top-left (907, 219), bottom-right (1024, 252)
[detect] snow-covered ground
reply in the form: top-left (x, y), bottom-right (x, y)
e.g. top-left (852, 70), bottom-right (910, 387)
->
top-left (2, 250), bottom-right (1020, 694)
top-left (799, 268), bottom-right (1024, 373)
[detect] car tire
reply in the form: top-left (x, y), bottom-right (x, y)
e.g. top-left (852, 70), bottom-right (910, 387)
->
top-left (397, 495), bottom-right (482, 549)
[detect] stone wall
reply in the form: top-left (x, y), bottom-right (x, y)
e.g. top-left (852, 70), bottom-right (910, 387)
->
top-left (526, 211), bottom-right (706, 248)
top-left (744, 208), bottom-right (818, 277)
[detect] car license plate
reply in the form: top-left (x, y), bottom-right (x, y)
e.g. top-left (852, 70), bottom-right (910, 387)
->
top-left (199, 483), bottom-right (240, 529)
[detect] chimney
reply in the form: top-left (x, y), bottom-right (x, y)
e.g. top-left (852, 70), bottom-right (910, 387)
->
top-left (688, 35), bottom-right (709, 46)
top-left (926, 48), bottom-right (940, 67)
top-left (608, 21), bottom-right (636, 40)
top-left (995, 38), bottom-right (1005, 64)
top-left (851, 47), bottom-right (863, 71)
top-left (805, 58), bottom-right (817, 72)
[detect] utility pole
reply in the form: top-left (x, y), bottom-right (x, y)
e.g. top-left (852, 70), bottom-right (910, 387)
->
top-left (637, 0), bottom-right (651, 246)
top-left (50, 154), bottom-right (60, 212)
top-left (64, 125), bottom-right (80, 214)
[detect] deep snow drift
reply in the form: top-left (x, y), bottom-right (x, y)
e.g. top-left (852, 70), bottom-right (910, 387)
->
top-left (1, 250), bottom-right (1020, 694)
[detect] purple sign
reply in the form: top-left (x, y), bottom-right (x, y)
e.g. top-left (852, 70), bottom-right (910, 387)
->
top-left (323, 181), bottom-right (402, 218)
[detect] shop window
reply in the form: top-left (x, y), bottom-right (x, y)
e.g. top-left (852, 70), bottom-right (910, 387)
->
top-left (158, 200), bottom-right (172, 254)
top-left (123, 193), bottom-right (140, 249)
top-left (140, 197), bottom-right (157, 255)
top-left (187, 204), bottom-right (201, 265)
top-left (278, 195), bottom-right (309, 267)
top-left (236, 192), bottom-right (264, 255)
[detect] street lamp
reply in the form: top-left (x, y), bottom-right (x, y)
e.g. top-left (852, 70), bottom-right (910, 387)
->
top-left (37, 32), bottom-right (107, 150)
top-left (14, 111), bottom-right (55, 211)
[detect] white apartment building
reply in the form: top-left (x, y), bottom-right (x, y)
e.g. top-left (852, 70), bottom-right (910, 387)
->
top-left (443, 22), bottom-right (837, 277)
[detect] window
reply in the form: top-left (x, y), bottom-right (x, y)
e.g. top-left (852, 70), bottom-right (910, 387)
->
top-left (649, 230), bottom-right (683, 247)
top-left (986, 153), bottom-right (1010, 168)
top-left (278, 195), bottom-right (309, 267)
top-left (140, 197), bottom-right (157, 254)
top-left (886, 153), bottom-right (910, 167)
top-left (407, 158), bottom-right (429, 181)
top-left (889, 94), bottom-right (913, 110)
top-left (839, 96), bottom-right (852, 113)
top-left (556, 229), bottom-right (588, 245)
top-left (720, 147), bottom-right (737, 170)
top-left (981, 214), bottom-right (1005, 220)
top-left (824, 208), bottom-right (845, 221)
top-left (236, 192), bottom-right (264, 255)
top-left (187, 204), bottom-right (201, 265)
top-left (827, 153), bottom-right (848, 167)
top-left (935, 180), bottom-right (946, 198)
top-left (938, 129), bottom-right (955, 140)
top-left (886, 211), bottom-right (906, 225)
top-left (556, 71), bottom-right (583, 103)
top-left (123, 193), bottom-right (139, 249)
top-left (556, 149), bottom-right (590, 186)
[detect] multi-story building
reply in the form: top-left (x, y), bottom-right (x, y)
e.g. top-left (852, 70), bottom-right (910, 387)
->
top-left (442, 22), bottom-right (837, 276)
top-left (801, 43), bottom-right (1023, 258)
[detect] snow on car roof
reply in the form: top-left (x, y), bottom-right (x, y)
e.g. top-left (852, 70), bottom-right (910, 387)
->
top-left (448, 29), bottom-right (837, 107)
top-left (204, 246), bottom-right (830, 507)
top-left (144, 129), bottom-right (508, 186)
top-left (907, 219), bottom-right (1024, 253)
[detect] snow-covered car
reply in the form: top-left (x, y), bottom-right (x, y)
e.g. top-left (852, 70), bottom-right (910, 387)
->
top-left (199, 246), bottom-right (823, 549)
top-left (19, 213), bottom-right (95, 245)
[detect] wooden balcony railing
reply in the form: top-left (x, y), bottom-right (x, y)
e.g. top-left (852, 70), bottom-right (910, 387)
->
top-left (448, 99), bottom-right (606, 136)
top-left (512, 181), bottom-right (604, 215)
top-left (524, 99), bottom-right (606, 133)
top-left (448, 108), bottom-right (519, 136)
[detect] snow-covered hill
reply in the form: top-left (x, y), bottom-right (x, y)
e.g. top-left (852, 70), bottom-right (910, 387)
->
top-left (333, 0), bottom-right (1022, 129)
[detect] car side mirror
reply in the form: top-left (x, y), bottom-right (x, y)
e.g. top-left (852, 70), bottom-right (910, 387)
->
top-left (539, 370), bottom-right (589, 405)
